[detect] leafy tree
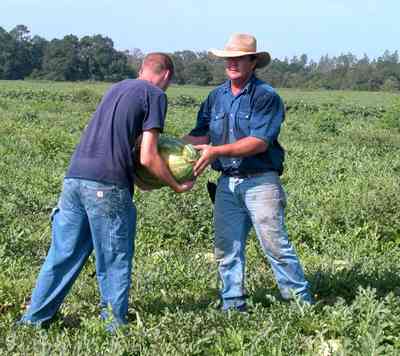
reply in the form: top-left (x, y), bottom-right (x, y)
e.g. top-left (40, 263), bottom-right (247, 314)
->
top-left (127, 48), bottom-right (144, 74)
top-left (173, 50), bottom-right (197, 65)
top-left (170, 53), bottom-right (186, 84)
top-left (30, 35), bottom-right (48, 73)
top-left (184, 60), bottom-right (212, 86)
top-left (80, 35), bottom-right (115, 80)
top-left (0, 27), bottom-right (13, 79)
top-left (104, 51), bottom-right (136, 81)
top-left (0, 25), bottom-right (33, 79)
top-left (41, 35), bottom-right (83, 81)
top-left (381, 77), bottom-right (400, 91)
top-left (1, 24), bottom-right (400, 91)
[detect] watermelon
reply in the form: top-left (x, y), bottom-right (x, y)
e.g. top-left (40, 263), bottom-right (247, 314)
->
top-left (134, 136), bottom-right (200, 190)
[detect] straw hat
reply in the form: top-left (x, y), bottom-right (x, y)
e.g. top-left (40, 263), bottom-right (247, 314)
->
top-left (209, 33), bottom-right (271, 68)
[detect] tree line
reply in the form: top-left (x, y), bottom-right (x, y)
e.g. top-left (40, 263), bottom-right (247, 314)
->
top-left (0, 25), bottom-right (134, 81)
top-left (1, 25), bottom-right (400, 91)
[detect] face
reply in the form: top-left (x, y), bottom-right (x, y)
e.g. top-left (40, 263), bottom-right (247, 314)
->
top-left (225, 55), bottom-right (257, 82)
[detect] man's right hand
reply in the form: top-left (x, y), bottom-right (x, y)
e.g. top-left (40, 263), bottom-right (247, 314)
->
top-left (193, 145), bottom-right (219, 177)
top-left (174, 180), bottom-right (195, 193)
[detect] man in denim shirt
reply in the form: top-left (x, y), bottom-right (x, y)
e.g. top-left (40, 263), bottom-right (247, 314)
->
top-left (185, 34), bottom-right (312, 310)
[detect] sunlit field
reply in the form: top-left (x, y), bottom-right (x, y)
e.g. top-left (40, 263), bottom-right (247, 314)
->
top-left (0, 80), bottom-right (399, 355)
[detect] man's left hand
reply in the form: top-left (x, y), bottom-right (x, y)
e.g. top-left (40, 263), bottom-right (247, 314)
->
top-left (193, 145), bottom-right (218, 177)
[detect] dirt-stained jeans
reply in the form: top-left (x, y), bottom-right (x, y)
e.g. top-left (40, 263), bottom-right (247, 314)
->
top-left (214, 171), bottom-right (312, 310)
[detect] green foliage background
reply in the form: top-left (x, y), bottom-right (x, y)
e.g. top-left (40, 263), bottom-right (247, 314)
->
top-left (0, 81), bottom-right (399, 355)
top-left (2, 25), bottom-right (400, 91)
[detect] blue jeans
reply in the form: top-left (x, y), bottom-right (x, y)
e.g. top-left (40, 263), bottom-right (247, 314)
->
top-left (20, 178), bottom-right (136, 328)
top-left (214, 172), bottom-right (312, 309)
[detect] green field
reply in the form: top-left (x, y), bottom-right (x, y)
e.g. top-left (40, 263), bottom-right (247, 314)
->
top-left (0, 80), bottom-right (400, 355)
top-left (2, 80), bottom-right (400, 106)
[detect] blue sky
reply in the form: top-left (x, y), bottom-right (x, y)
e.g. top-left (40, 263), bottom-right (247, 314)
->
top-left (1, 0), bottom-right (399, 61)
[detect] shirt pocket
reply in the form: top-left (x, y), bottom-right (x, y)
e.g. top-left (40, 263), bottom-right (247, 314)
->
top-left (235, 111), bottom-right (251, 139)
top-left (209, 112), bottom-right (227, 145)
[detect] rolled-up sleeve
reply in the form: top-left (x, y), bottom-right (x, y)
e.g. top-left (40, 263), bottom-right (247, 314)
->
top-left (249, 92), bottom-right (285, 143)
top-left (189, 97), bottom-right (212, 137)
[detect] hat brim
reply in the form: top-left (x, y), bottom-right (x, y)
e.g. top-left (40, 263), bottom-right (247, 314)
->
top-left (209, 49), bottom-right (271, 68)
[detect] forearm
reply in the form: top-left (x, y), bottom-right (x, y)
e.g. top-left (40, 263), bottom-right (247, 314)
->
top-left (213, 137), bottom-right (267, 158)
top-left (182, 134), bottom-right (210, 145)
top-left (140, 129), bottom-right (189, 193)
top-left (193, 137), bottom-right (268, 177)
top-left (143, 153), bottom-right (181, 192)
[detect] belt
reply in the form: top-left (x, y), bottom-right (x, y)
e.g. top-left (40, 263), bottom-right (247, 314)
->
top-left (222, 172), bottom-right (267, 179)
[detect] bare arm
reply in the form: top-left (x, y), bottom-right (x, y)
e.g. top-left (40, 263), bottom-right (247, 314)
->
top-left (193, 137), bottom-right (267, 177)
top-left (140, 129), bottom-right (194, 193)
top-left (182, 134), bottom-right (210, 145)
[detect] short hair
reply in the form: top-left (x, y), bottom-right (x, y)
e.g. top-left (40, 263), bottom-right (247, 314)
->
top-left (141, 53), bottom-right (174, 79)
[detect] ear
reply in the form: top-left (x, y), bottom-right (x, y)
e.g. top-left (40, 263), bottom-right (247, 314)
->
top-left (251, 58), bottom-right (258, 71)
top-left (163, 69), bottom-right (171, 82)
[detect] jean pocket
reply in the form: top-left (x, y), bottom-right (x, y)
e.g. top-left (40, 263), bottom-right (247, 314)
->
top-left (84, 185), bottom-right (124, 217)
top-left (245, 176), bottom-right (287, 211)
top-left (109, 214), bottom-right (130, 253)
top-left (60, 179), bottom-right (82, 212)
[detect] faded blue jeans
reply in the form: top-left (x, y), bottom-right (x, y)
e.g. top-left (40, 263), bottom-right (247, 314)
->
top-left (214, 172), bottom-right (312, 309)
top-left (20, 178), bottom-right (136, 328)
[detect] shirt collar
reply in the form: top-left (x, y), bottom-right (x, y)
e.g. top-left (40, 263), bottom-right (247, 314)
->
top-left (223, 74), bottom-right (257, 95)
top-left (222, 80), bottom-right (230, 93)
top-left (243, 74), bottom-right (256, 93)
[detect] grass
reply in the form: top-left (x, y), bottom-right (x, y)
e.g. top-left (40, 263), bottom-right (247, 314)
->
top-left (1, 79), bottom-right (400, 107)
top-left (0, 80), bottom-right (399, 355)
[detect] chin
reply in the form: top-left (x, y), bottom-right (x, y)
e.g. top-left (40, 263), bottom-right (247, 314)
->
top-left (226, 71), bottom-right (242, 80)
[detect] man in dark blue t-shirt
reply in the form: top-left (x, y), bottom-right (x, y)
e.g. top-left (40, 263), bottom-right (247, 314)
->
top-left (19, 53), bottom-right (194, 331)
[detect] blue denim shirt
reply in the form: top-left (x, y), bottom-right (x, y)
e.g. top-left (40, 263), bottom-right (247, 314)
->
top-left (189, 75), bottom-right (285, 175)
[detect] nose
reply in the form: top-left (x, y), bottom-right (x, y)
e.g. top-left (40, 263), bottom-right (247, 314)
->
top-left (226, 57), bottom-right (239, 67)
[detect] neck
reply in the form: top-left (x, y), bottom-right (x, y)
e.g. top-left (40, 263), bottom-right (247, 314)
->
top-left (138, 75), bottom-right (158, 89)
top-left (138, 69), bottom-right (156, 86)
top-left (230, 74), bottom-right (253, 96)
top-left (138, 74), bottom-right (151, 83)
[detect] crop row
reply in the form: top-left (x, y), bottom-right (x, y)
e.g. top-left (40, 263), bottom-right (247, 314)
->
top-left (169, 95), bottom-right (387, 118)
top-left (0, 88), bottom-right (102, 104)
top-left (285, 100), bottom-right (387, 118)
top-left (0, 89), bottom-right (389, 118)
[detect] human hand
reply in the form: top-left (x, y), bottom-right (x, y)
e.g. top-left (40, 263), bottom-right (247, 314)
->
top-left (193, 145), bottom-right (218, 177)
top-left (175, 180), bottom-right (195, 193)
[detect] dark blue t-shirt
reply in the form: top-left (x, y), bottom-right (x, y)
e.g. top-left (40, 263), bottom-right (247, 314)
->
top-left (66, 79), bottom-right (167, 188)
